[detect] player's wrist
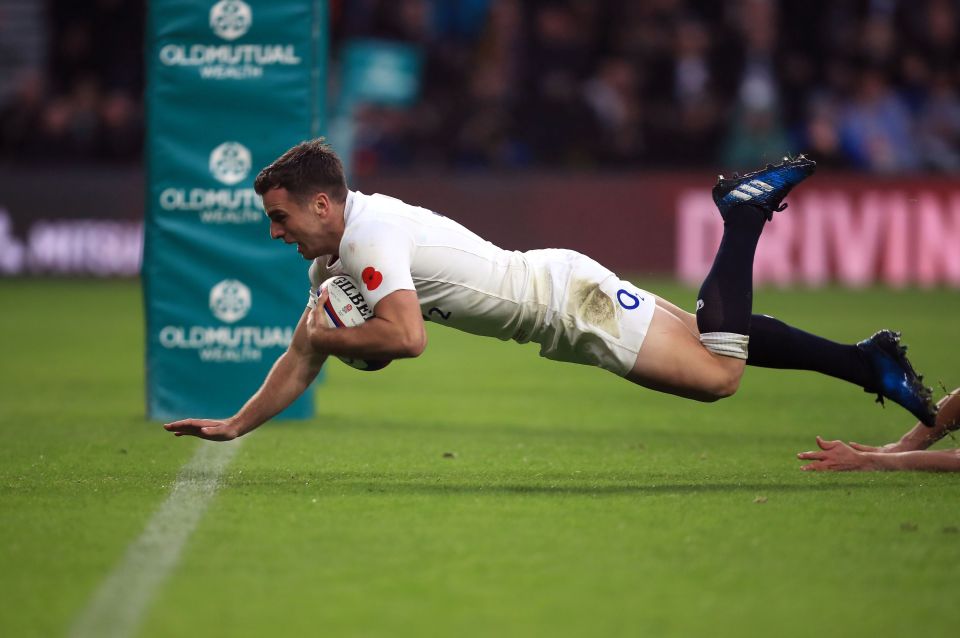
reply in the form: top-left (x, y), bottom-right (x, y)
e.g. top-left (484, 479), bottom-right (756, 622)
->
top-left (883, 452), bottom-right (918, 471)
top-left (307, 319), bottom-right (338, 352)
top-left (899, 432), bottom-right (936, 451)
top-left (855, 451), bottom-right (889, 471)
top-left (225, 415), bottom-right (253, 437)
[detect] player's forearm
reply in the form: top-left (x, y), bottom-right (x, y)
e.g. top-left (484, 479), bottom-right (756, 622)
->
top-left (229, 349), bottom-right (325, 435)
top-left (896, 424), bottom-right (945, 451)
top-left (867, 449), bottom-right (960, 472)
top-left (896, 391), bottom-right (960, 450)
top-left (312, 317), bottom-right (426, 359)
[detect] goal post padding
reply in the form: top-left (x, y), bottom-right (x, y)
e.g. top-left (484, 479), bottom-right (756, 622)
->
top-left (143, 0), bottom-right (327, 420)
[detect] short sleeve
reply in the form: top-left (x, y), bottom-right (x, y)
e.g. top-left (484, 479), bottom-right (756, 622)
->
top-left (306, 260), bottom-right (322, 309)
top-left (339, 221), bottom-right (416, 310)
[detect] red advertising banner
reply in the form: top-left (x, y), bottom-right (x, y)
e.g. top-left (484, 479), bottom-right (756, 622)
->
top-left (677, 181), bottom-right (960, 288)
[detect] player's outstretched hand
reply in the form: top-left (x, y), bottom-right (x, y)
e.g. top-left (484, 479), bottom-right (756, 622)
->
top-left (163, 418), bottom-right (240, 441)
top-left (797, 436), bottom-right (874, 471)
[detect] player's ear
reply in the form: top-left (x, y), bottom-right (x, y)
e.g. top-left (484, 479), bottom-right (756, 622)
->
top-left (313, 192), bottom-right (331, 217)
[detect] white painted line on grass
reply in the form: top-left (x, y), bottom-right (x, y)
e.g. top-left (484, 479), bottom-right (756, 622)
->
top-left (67, 439), bottom-right (242, 638)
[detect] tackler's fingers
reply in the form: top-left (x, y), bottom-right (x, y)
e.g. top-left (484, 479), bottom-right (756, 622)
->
top-left (816, 436), bottom-right (842, 450)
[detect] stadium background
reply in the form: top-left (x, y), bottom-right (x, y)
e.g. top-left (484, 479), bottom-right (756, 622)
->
top-left (2, 0), bottom-right (959, 281)
top-left (1, 2), bottom-right (960, 638)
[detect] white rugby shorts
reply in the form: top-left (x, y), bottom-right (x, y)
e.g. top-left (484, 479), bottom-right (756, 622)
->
top-left (528, 250), bottom-right (656, 376)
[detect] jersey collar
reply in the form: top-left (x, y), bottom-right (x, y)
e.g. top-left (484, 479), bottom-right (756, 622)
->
top-left (343, 190), bottom-right (356, 226)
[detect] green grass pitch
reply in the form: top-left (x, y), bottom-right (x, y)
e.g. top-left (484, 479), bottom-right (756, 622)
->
top-left (1, 279), bottom-right (959, 637)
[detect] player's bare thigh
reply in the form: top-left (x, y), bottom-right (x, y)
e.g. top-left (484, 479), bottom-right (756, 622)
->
top-left (625, 305), bottom-right (744, 402)
top-left (653, 294), bottom-right (698, 337)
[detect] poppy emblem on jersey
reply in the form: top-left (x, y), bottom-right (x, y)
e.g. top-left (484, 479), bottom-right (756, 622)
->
top-left (361, 266), bottom-right (383, 291)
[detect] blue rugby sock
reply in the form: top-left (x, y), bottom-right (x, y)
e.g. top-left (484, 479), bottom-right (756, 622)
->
top-left (695, 204), bottom-right (766, 336)
top-left (747, 314), bottom-right (873, 388)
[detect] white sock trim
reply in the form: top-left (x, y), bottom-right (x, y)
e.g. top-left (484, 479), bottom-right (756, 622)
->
top-left (700, 332), bottom-right (749, 360)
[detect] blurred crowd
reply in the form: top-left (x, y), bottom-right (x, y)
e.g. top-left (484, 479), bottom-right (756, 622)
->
top-left (2, 0), bottom-right (959, 173)
top-left (0, 0), bottom-right (143, 163)
top-left (347, 0), bottom-right (960, 173)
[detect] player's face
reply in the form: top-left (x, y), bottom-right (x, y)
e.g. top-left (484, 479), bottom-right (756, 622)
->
top-left (262, 187), bottom-right (337, 259)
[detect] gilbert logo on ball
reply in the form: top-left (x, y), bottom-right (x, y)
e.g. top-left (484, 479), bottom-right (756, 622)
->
top-left (209, 141), bottom-right (252, 186)
top-left (209, 0), bottom-right (253, 41)
top-left (319, 275), bottom-right (390, 371)
top-left (209, 279), bottom-right (252, 323)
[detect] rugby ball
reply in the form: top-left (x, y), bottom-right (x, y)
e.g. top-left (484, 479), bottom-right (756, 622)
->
top-left (318, 275), bottom-right (390, 371)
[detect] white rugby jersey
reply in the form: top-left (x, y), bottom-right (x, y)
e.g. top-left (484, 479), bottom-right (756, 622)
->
top-left (307, 190), bottom-right (654, 374)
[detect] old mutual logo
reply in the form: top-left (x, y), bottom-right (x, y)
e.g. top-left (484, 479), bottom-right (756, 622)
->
top-left (209, 141), bottom-right (251, 186)
top-left (158, 141), bottom-right (260, 223)
top-left (158, 277), bottom-right (292, 360)
top-left (210, 0), bottom-right (252, 41)
top-left (209, 279), bottom-right (252, 323)
top-left (158, 0), bottom-right (299, 79)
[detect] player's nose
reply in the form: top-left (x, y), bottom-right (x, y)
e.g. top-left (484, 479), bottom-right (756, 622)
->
top-left (269, 223), bottom-right (283, 240)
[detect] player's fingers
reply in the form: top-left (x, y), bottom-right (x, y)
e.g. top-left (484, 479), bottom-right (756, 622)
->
top-left (165, 420), bottom-right (227, 435)
top-left (316, 286), bottom-right (329, 306)
top-left (800, 461), bottom-right (825, 471)
top-left (163, 418), bottom-right (195, 429)
top-left (848, 442), bottom-right (878, 452)
top-left (171, 428), bottom-right (205, 438)
top-left (169, 425), bottom-right (233, 441)
top-left (797, 451), bottom-right (825, 460)
top-left (164, 421), bottom-right (205, 432)
top-left (164, 423), bottom-right (195, 432)
top-left (816, 436), bottom-right (841, 450)
top-left (308, 298), bottom-right (325, 322)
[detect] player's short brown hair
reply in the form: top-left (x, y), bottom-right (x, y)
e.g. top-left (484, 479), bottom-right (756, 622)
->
top-left (254, 138), bottom-right (348, 203)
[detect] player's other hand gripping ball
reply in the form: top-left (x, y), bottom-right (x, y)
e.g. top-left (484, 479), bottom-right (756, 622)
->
top-left (318, 275), bottom-right (391, 371)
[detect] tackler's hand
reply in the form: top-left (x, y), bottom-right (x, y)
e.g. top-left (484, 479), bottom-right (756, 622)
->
top-left (797, 436), bottom-right (876, 471)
